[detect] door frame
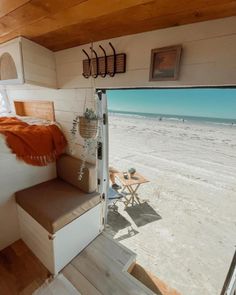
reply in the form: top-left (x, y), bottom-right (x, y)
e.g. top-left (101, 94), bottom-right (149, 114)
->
top-left (96, 89), bottom-right (109, 226)
top-left (97, 86), bottom-right (236, 224)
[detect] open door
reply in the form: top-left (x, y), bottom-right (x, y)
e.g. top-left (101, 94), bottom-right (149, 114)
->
top-left (221, 250), bottom-right (236, 295)
top-left (96, 89), bottom-right (109, 226)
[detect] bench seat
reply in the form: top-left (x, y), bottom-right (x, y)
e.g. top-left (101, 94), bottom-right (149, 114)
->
top-left (15, 154), bottom-right (103, 274)
top-left (15, 179), bottom-right (100, 234)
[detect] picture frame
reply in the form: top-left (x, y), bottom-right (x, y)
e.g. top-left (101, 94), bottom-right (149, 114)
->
top-left (149, 45), bottom-right (182, 81)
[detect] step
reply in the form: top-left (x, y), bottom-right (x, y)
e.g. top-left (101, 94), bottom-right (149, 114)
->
top-left (130, 263), bottom-right (181, 295)
top-left (62, 232), bottom-right (181, 295)
top-left (62, 232), bottom-right (155, 295)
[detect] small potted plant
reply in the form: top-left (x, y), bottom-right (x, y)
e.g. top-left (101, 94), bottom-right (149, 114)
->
top-left (79, 108), bottom-right (98, 139)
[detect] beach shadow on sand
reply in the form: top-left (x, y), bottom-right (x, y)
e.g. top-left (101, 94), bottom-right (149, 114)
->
top-left (125, 202), bottom-right (162, 227)
top-left (106, 210), bottom-right (139, 241)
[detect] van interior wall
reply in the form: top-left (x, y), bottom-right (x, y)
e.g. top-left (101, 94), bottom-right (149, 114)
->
top-left (5, 85), bottom-right (95, 162)
top-left (0, 159), bottom-right (56, 250)
top-left (0, 16), bottom-right (236, 250)
top-left (55, 17), bottom-right (236, 89)
top-left (0, 85), bottom-right (94, 250)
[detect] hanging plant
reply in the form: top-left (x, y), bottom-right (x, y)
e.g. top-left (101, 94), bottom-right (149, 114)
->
top-left (79, 108), bottom-right (98, 139)
top-left (70, 44), bottom-right (99, 180)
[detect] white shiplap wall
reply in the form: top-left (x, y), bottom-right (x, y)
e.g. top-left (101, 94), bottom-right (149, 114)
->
top-left (55, 16), bottom-right (236, 89)
top-left (0, 154), bottom-right (56, 250)
top-left (21, 38), bottom-right (57, 88)
top-left (6, 85), bottom-right (97, 160)
top-left (0, 85), bottom-right (97, 250)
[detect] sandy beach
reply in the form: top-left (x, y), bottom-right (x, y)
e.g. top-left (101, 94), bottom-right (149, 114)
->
top-left (106, 113), bottom-right (236, 295)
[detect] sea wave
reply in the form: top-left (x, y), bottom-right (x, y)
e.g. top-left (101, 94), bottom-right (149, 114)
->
top-left (165, 117), bottom-right (184, 122)
top-left (109, 112), bottom-right (145, 119)
top-left (109, 110), bottom-right (236, 127)
top-left (210, 121), bottom-right (236, 127)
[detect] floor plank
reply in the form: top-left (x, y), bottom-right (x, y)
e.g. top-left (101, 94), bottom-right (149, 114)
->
top-left (0, 240), bottom-right (49, 295)
top-left (63, 264), bottom-right (102, 295)
top-left (84, 232), bottom-right (136, 270)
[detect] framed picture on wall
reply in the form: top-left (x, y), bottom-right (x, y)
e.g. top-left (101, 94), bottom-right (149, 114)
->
top-left (149, 45), bottom-right (182, 81)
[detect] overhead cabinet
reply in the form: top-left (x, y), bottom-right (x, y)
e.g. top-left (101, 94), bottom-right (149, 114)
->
top-left (0, 37), bottom-right (57, 88)
top-left (0, 38), bottom-right (24, 84)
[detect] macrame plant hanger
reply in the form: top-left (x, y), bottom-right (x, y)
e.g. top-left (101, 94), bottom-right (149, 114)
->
top-left (77, 43), bottom-right (99, 180)
top-left (79, 42), bottom-right (98, 140)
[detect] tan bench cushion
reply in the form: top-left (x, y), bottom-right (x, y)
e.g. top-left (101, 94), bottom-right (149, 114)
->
top-left (57, 154), bottom-right (97, 193)
top-left (15, 179), bottom-right (100, 234)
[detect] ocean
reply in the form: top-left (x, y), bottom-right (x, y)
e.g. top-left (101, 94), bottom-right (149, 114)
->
top-left (108, 110), bottom-right (236, 126)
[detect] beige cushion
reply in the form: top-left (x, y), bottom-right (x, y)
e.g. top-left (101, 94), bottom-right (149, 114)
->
top-left (57, 154), bottom-right (97, 193)
top-left (15, 179), bottom-right (100, 234)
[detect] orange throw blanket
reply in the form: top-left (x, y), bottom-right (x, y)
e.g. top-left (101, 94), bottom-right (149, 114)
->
top-left (0, 117), bottom-right (67, 166)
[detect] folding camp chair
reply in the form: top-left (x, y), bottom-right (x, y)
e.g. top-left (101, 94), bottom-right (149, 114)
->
top-left (108, 187), bottom-right (124, 212)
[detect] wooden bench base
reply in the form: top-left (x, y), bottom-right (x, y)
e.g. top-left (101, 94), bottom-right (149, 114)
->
top-left (17, 203), bottom-right (103, 275)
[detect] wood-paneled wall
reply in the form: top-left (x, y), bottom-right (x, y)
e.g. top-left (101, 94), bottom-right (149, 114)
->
top-left (0, 155), bottom-right (56, 250)
top-left (55, 16), bottom-right (236, 88)
top-left (0, 86), bottom-right (92, 250)
top-left (21, 38), bottom-right (57, 88)
top-left (5, 86), bottom-right (96, 163)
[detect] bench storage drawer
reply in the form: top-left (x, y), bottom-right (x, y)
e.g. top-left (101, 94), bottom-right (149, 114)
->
top-left (17, 203), bottom-right (102, 274)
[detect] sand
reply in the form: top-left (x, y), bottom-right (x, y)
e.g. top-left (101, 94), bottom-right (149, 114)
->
top-left (106, 114), bottom-right (236, 295)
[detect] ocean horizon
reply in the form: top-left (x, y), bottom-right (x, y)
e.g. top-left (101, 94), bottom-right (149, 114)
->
top-left (108, 109), bottom-right (236, 126)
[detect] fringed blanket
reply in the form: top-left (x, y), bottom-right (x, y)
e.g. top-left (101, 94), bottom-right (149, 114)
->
top-left (0, 117), bottom-right (67, 166)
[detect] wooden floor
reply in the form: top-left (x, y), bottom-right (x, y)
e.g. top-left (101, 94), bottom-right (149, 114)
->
top-left (0, 240), bottom-right (49, 295)
top-left (0, 233), bottom-right (181, 295)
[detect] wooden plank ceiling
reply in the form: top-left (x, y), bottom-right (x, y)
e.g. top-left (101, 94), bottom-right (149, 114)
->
top-left (0, 0), bottom-right (236, 51)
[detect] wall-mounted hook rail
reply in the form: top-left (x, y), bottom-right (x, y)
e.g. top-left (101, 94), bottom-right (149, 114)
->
top-left (82, 43), bottom-right (126, 79)
top-left (99, 45), bottom-right (107, 78)
top-left (82, 49), bottom-right (91, 78)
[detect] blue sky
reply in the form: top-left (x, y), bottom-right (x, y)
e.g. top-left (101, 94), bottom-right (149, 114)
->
top-left (107, 88), bottom-right (236, 119)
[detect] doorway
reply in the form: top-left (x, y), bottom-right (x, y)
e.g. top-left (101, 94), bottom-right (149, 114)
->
top-left (103, 87), bottom-right (236, 295)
